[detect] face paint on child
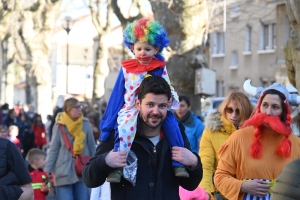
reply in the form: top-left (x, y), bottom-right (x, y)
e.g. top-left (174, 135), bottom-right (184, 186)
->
top-left (131, 42), bottom-right (159, 65)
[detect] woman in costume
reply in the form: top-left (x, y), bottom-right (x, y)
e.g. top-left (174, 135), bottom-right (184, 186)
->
top-left (214, 80), bottom-right (300, 200)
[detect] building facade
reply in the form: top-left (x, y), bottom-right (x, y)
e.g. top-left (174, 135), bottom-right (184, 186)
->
top-left (209, 0), bottom-right (291, 96)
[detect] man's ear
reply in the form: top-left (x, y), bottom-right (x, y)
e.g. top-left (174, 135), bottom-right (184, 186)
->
top-left (135, 99), bottom-right (141, 111)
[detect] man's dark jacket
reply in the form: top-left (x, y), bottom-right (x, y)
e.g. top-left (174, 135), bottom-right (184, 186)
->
top-left (271, 158), bottom-right (300, 200)
top-left (83, 122), bottom-right (203, 200)
top-left (0, 138), bottom-right (25, 199)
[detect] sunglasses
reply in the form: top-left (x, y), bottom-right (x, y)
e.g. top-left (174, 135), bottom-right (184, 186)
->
top-left (225, 107), bottom-right (240, 115)
top-left (73, 105), bottom-right (83, 110)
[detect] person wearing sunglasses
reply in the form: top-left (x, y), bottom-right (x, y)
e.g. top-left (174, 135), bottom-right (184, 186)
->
top-left (44, 98), bottom-right (96, 200)
top-left (199, 92), bottom-right (254, 200)
top-left (214, 80), bottom-right (300, 200)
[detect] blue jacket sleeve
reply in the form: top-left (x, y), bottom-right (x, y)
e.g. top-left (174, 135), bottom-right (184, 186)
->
top-left (100, 67), bottom-right (125, 141)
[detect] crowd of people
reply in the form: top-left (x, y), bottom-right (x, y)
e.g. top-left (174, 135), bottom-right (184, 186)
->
top-left (1, 16), bottom-right (300, 200)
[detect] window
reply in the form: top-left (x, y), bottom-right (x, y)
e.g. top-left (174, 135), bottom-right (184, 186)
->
top-left (245, 25), bottom-right (251, 52)
top-left (230, 51), bottom-right (238, 69)
top-left (230, 3), bottom-right (240, 18)
top-left (213, 32), bottom-right (225, 54)
top-left (260, 23), bottom-right (276, 50)
top-left (284, 16), bottom-right (291, 44)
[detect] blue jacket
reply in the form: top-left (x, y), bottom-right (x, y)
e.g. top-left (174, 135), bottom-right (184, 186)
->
top-left (175, 111), bottom-right (204, 154)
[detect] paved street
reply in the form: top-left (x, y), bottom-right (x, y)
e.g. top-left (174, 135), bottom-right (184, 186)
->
top-left (46, 190), bottom-right (57, 200)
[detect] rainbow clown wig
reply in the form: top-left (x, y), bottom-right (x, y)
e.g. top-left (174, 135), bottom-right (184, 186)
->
top-left (123, 18), bottom-right (170, 61)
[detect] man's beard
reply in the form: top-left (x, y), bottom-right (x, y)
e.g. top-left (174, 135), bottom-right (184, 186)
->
top-left (139, 111), bottom-right (164, 129)
top-left (243, 113), bottom-right (291, 135)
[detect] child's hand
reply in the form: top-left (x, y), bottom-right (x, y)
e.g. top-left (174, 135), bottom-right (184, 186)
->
top-left (40, 183), bottom-right (50, 193)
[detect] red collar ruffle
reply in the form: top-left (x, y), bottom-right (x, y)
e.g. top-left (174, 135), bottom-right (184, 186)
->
top-left (122, 58), bottom-right (166, 73)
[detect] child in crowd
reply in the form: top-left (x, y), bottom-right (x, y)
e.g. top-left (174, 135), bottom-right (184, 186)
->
top-left (100, 17), bottom-right (188, 182)
top-left (0, 124), bottom-right (9, 139)
top-left (32, 114), bottom-right (47, 149)
top-left (27, 148), bottom-right (50, 200)
top-left (9, 125), bottom-right (21, 151)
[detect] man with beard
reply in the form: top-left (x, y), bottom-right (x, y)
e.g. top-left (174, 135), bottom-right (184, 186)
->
top-left (82, 75), bottom-right (203, 200)
top-left (214, 80), bottom-right (300, 200)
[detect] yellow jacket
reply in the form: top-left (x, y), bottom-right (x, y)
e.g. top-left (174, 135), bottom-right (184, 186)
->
top-left (199, 110), bottom-right (237, 199)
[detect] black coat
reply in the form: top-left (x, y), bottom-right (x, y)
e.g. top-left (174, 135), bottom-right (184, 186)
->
top-left (0, 138), bottom-right (32, 200)
top-left (83, 122), bottom-right (203, 200)
top-left (271, 158), bottom-right (300, 200)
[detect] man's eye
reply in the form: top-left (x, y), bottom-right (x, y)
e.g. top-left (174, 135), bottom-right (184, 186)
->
top-left (147, 103), bottom-right (154, 107)
top-left (159, 105), bottom-right (167, 108)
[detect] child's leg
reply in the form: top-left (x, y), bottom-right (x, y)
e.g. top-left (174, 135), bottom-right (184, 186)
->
top-left (162, 111), bottom-right (184, 167)
top-left (117, 108), bottom-right (138, 153)
top-left (107, 108), bottom-right (138, 182)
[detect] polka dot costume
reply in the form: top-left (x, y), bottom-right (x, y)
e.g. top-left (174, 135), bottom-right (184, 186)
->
top-left (117, 66), bottom-right (179, 152)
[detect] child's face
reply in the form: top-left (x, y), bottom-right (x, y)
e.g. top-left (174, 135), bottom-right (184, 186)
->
top-left (35, 155), bottom-right (47, 170)
top-left (131, 42), bottom-right (159, 65)
top-left (9, 129), bottom-right (18, 137)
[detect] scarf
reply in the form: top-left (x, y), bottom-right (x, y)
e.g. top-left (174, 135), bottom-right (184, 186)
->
top-left (175, 111), bottom-right (194, 126)
top-left (122, 58), bottom-right (166, 73)
top-left (56, 112), bottom-right (85, 155)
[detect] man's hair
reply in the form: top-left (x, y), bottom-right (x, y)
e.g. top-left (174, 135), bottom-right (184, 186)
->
top-left (179, 95), bottom-right (190, 107)
top-left (138, 75), bottom-right (171, 101)
top-left (27, 148), bottom-right (46, 165)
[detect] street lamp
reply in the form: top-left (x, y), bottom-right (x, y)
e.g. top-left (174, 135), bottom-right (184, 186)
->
top-left (62, 16), bottom-right (72, 94)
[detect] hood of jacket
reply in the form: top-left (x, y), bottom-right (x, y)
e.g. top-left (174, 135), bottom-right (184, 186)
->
top-left (204, 109), bottom-right (237, 134)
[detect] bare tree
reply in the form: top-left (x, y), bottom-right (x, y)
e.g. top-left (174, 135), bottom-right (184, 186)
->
top-left (5, 0), bottom-right (62, 119)
top-left (150, 0), bottom-right (208, 113)
top-left (285, 0), bottom-right (300, 91)
top-left (88, 0), bottom-right (113, 103)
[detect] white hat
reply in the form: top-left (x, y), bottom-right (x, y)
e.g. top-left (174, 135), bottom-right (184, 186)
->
top-left (243, 79), bottom-right (300, 106)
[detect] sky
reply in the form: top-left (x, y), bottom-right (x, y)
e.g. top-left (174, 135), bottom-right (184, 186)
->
top-left (60, 0), bottom-right (152, 28)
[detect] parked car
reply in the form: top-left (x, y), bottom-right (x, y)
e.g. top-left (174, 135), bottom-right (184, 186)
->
top-left (200, 97), bottom-right (258, 118)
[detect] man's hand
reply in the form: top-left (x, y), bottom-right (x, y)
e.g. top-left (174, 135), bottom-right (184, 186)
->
top-left (241, 179), bottom-right (270, 197)
top-left (105, 150), bottom-right (127, 168)
top-left (19, 183), bottom-right (34, 200)
top-left (171, 147), bottom-right (198, 169)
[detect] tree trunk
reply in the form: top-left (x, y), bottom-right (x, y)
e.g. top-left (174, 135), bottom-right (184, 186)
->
top-left (92, 37), bottom-right (110, 101)
top-left (149, 0), bottom-right (208, 114)
top-left (285, 0), bottom-right (300, 91)
top-left (18, 0), bottom-right (61, 121)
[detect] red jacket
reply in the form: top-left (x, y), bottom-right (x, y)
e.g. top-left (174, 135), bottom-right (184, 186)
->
top-left (28, 165), bottom-right (49, 200)
top-left (32, 124), bottom-right (47, 146)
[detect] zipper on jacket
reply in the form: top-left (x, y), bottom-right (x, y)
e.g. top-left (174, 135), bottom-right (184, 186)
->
top-left (135, 141), bottom-right (156, 166)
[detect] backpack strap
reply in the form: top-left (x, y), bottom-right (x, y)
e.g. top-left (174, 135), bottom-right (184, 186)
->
top-left (58, 124), bottom-right (75, 156)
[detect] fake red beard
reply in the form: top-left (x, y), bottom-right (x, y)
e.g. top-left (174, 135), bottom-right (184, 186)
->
top-left (242, 112), bottom-right (292, 158)
top-left (136, 56), bottom-right (153, 64)
top-left (242, 113), bottom-right (291, 136)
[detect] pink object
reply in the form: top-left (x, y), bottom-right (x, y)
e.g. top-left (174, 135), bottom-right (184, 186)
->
top-left (179, 186), bottom-right (209, 200)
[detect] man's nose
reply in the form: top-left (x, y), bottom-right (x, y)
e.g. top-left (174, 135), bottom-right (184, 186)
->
top-left (152, 106), bottom-right (159, 114)
top-left (141, 51), bottom-right (146, 56)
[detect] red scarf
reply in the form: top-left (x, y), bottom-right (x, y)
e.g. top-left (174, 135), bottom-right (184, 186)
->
top-left (122, 58), bottom-right (166, 73)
